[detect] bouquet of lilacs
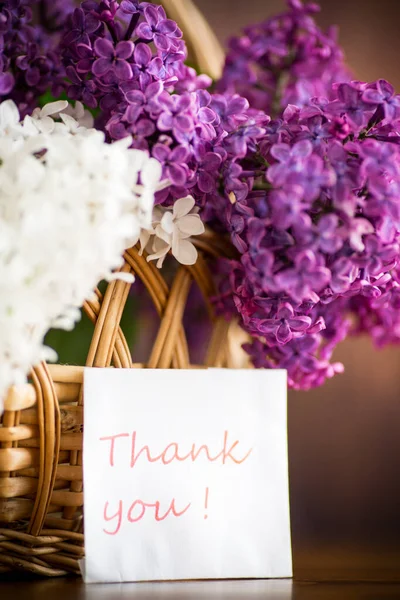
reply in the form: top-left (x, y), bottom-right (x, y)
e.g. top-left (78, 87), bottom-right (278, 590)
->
top-left (1, 0), bottom-right (400, 393)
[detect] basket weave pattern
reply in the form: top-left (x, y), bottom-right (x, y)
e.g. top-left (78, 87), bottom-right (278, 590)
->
top-left (0, 230), bottom-right (241, 576)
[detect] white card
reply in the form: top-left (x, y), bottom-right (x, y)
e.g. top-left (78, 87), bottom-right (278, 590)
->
top-left (82, 368), bottom-right (292, 583)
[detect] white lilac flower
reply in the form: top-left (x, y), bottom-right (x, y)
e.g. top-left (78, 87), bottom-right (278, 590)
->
top-left (139, 196), bottom-right (205, 268)
top-left (0, 100), bottom-right (164, 412)
top-left (59, 100), bottom-right (95, 129)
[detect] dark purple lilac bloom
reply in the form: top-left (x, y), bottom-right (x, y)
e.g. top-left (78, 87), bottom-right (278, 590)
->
top-left (16, 46), bottom-right (42, 87)
top-left (124, 79), bottom-right (162, 121)
top-left (359, 139), bottom-right (400, 183)
top-left (329, 258), bottom-right (358, 294)
top-left (93, 38), bottom-right (134, 80)
top-left (63, 7), bottom-right (100, 46)
top-left (0, 0), bottom-right (73, 113)
top-left (208, 67), bottom-right (400, 389)
top-left (223, 162), bottom-right (249, 203)
top-left (157, 92), bottom-right (194, 142)
top-left (66, 65), bottom-right (97, 108)
top-left (0, 71), bottom-right (14, 94)
top-left (40, 0), bottom-right (76, 31)
top-left (130, 43), bottom-right (155, 87)
top-left (326, 141), bottom-right (361, 210)
top-left (288, 153), bottom-right (336, 202)
top-left (60, 0), bottom-right (200, 118)
top-left (357, 236), bottom-right (399, 277)
top-left (224, 122), bottom-right (266, 158)
top-left (195, 151), bottom-right (222, 194)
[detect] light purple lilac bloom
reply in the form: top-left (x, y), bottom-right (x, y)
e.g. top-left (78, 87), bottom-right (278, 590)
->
top-left (211, 76), bottom-right (400, 390)
top-left (217, 0), bottom-right (350, 117)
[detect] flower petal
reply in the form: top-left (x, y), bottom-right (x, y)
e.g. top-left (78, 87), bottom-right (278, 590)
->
top-left (276, 321), bottom-right (292, 344)
top-left (134, 42), bottom-right (152, 66)
top-left (92, 58), bottom-right (111, 77)
top-left (40, 100), bottom-right (68, 118)
top-left (173, 239), bottom-right (198, 265)
top-left (94, 38), bottom-right (114, 59)
top-left (177, 214), bottom-right (205, 236)
top-left (173, 195), bottom-right (195, 218)
top-left (141, 157), bottom-right (162, 187)
top-left (114, 60), bottom-right (133, 81)
top-left (116, 41), bottom-right (134, 60)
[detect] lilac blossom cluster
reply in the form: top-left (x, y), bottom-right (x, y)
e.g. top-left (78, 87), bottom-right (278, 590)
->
top-left (213, 79), bottom-right (400, 389)
top-left (0, 0), bottom-right (73, 115)
top-left (6, 0), bottom-right (399, 389)
top-left (60, 2), bottom-right (210, 127)
top-left (58, 1), bottom-right (400, 389)
top-left (217, 0), bottom-right (349, 116)
top-left (59, 0), bottom-right (269, 210)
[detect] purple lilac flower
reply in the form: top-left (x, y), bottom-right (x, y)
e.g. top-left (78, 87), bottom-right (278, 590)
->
top-left (157, 92), bottom-right (194, 142)
top-left (269, 187), bottom-right (304, 230)
top-left (327, 82), bottom-right (374, 132)
top-left (211, 75), bottom-right (400, 390)
top-left (46, 0), bottom-right (77, 30)
top-left (195, 151), bottom-right (222, 194)
top-left (268, 139), bottom-right (336, 201)
top-left (224, 122), bottom-right (267, 158)
top-left (61, 2), bottom-right (189, 109)
top-left (210, 94), bottom-right (250, 132)
top-left (66, 66), bottom-right (97, 108)
top-left (316, 214), bottom-right (343, 254)
top-left (258, 302), bottom-right (312, 344)
top-left (217, 0), bottom-right (349, 117)
top-left (58, 2), bottom-right (400, 391)
top-left (135, 5), bottom-right (181, 52)
top-left (275, 251), bottom-right (331, 303)
top-left (63, 7), bottom-right (100, 46)
top-left (130, 43), bottom-right (159, 87)
top-left (60, 0), bottom-right (226, 193)
top-left (152, 144), bottom-right (189, 187)
top-left (0, 0), bottom-right (73, 114)
top-left (362, 79), bottom-right (400, 121)
top-left (93, 38), bottom-right (134, 80)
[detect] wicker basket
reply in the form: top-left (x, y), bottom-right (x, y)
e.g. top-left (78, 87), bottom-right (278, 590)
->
top-left (0, 169), bottom-right (251, 582)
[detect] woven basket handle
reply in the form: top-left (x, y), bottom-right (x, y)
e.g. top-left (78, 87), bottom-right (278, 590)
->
top-left (162, 0), bottom-right (225, 80)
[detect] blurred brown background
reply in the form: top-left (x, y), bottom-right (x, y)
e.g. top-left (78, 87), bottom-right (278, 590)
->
top-left (195, 0), bottom-right (400, 581)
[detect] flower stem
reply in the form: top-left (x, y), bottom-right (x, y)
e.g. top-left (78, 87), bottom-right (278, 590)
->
top-left (125, 13), bottom-right (140, 41)
top-left (106, 21), bottom-right (118, 44)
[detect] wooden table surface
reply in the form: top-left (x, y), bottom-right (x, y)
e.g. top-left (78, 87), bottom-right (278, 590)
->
top-left (2, 545), bottom-right (400, 598)
top-left (2, 578), bottom-right (400, 599)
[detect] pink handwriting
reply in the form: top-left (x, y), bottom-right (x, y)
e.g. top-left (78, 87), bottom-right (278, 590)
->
top-left (103, 497), bottom-right (191, 535)
top-left (99, 430), bottom-right (252, 468)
